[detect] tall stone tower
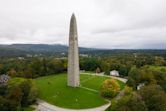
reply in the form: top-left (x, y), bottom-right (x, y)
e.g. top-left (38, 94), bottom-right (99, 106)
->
top-left (67, 14), bottom-right (80, 87)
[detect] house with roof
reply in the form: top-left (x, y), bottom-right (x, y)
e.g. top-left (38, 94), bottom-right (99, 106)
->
top-left (110, 70), bottom-right (119, 76)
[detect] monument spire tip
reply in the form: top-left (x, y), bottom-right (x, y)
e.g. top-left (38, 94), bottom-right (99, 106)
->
top-left (71, 13), bottom-right (75, 18)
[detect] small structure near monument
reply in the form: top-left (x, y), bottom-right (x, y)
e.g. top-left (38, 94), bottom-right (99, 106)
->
top-left (0, 74), bottom-right (10, 86)
top-left (137, 83), bottom-right (145, 90)
top-left (96, 67), bottom-right (101, 74)
top-left (67, 14), bottom-right (80, 87)
top-left (110, 70), bottom-right (119, 76)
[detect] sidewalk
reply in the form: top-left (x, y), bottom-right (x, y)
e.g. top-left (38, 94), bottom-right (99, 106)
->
top-left (36, 99), bottom-right (111, 111)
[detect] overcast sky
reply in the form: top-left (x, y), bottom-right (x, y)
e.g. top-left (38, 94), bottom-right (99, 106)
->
top-left (0, 0), bottom-right (166, 49)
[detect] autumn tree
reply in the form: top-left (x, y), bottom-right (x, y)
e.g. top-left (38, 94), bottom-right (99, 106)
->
top-left (100, 79), bottom-right (120, 98)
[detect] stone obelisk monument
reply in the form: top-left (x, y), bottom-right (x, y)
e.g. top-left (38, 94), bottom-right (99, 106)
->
top-left (67, 14), bottom-right (80, 87)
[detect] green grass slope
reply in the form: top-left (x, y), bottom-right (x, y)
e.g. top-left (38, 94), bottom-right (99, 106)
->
top-left (35, 73), bottom-right (125, 109)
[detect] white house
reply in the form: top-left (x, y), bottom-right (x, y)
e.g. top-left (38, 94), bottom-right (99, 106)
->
top-left (137, 83), bottom-right (145, 90)
top-left (80, 54), bottom-right (88, 57)
top-left (110, 70), bottom-right (119, 76)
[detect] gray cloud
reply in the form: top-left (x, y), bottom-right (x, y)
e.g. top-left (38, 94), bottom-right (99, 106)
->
top-left (0, 0), bottom-right (166, 49)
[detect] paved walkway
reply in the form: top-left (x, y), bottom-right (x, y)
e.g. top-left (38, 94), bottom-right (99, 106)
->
top-left (115, 90), bottom-right (125, 100)
top-left (79, 86), bottom-right (99, 93)
top-left (81, 76), bottom-right (96, 83)
top-left (36, 99), bottom-right (111, 111)
top-left (109, 76), bottom-right (127, 83)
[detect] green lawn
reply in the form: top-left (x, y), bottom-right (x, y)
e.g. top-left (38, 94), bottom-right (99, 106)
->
top-left (35, 73), bottom-right (125, 109)
top-left (81, 74), bottom-right (125, 91)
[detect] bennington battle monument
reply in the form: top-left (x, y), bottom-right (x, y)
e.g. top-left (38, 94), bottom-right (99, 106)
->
top-left (67, 14), bottom-right (80, 87)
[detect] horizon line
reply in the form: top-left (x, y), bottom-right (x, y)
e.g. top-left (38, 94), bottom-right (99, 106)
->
top-left (0, 43), bottom-right (166, 50)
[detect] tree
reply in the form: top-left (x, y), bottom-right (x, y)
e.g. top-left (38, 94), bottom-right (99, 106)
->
top-left (47, 59), bottom-right (64, 74)
top-left (127, 66), bottom-right (141, 89)
top-left (100, 79), bottom-right (120, 98)
top-left (139, 84), bottom-right (166, 111)
top-left (125, 93), bottom-right (148, 111)
top-left (27, 83), bottom-right (38, 104)
top-left (124, 86), bottom-right (133, 95)
top-left (118, 65), bottom-right (128, 76)
top-left (7, 68), bottom-right (17, 77)
top-left (19, 80), bottom-right (33, 106)
top-left (7, 78), bottom-right (38, 107)
top-left (0, 85), bottom-right (7, 96)
top-left (154, 56), bottom-right (166, 66)
top-left (0, 96), bottom-right (20, 111)
top-left (0, 64), bottom-right (3, 74)
top-left (7, 86), bottom-right (22, 104)
top-left (109, 63), bottom-right (129, 76)
top-left (106, 92), bottom-right (148, 111)
top-left (80, 57), bottom-right (101, 71)
top-left (29, 58), bottom-right (43, 76)
top-left (126, 78), bottom-right (137, 89)
top-left (139, 68), bottom-right (156, 84)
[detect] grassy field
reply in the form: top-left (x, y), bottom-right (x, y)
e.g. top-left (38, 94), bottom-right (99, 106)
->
top-left (147, 65), bottom-right (166, 71)
top-left (35, 73), bottom-right (125, 109)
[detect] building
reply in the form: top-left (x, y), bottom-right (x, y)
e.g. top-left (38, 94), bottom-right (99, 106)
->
top-left (110, 70), bottom-right (119, 76)
top-left (0, 74), bottom-right (10, 86)
top-left (80, 54), bottom-right (88, 57)
top-left (137, 83), bottom-right (145, 90)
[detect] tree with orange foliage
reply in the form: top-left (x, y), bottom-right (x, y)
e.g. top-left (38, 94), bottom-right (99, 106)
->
top-left (100, 79), bottom-right (120, 98)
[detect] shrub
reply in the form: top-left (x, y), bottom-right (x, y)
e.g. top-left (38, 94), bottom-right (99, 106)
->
top-left (6, 78), bottom-right (38, 108)
top-left (100, 79), bottom-right (120, 98)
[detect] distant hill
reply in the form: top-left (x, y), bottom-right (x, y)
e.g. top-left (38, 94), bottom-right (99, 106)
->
top-left (0, 44), bottom-right (68, 52)
top-left (0, 44), bottom-right (166, 57)
top-left (0, 44), bottom-right (97, 57)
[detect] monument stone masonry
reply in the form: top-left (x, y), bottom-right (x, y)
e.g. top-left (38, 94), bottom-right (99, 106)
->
top-left (67, 14), bottom-right (80, 87)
